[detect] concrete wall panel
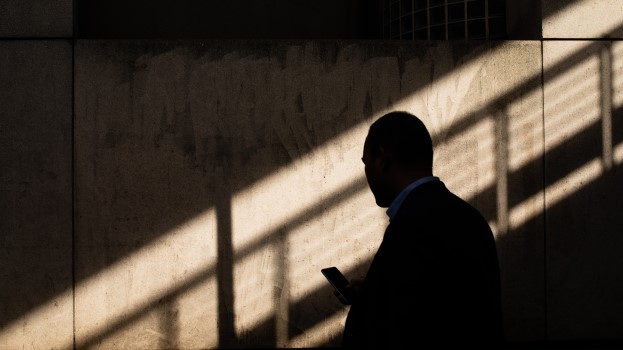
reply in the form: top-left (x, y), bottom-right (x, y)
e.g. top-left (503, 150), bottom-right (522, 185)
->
top-left (0, 40), bottom-right (73, 349)
top-left (543, 0), bottom-right (623, 39)
top-left (544, 40), bottom-right (623, 340)
top-left (0, 0), bottom-right (72, 37)
top-left (73, 40), bottom-right (544, 348)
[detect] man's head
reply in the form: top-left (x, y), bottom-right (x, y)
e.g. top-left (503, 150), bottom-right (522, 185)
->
top-left (362, 111), bottom-right (433, 207)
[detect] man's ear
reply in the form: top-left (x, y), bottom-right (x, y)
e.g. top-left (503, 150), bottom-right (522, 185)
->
top-left (376, 147), bottom-right (391, 171)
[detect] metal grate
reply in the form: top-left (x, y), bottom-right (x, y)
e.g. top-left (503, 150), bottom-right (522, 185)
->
top-left (381, 0), bottom-right (506, 40)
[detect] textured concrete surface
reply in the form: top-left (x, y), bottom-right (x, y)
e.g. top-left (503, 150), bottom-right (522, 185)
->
top-left (544, 40), bottom-right (623, 340)
top-left (2, 24), bottom-right (621, 349)
top-left (0, 41), bottom-right (73, 348)
top-left (543, 0), bottom-right (623, 39)
top-left (0, 0), bottom-right (72, 37)
top-left (71, 40), bottom-right (544, 348)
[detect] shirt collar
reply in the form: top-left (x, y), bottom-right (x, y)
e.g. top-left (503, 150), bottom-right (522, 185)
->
top-left (386, 176), bottom-right (439, 221)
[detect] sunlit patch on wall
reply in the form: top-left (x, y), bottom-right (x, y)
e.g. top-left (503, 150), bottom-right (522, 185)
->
top-left (614, 141), bottom-right (623, 165)
top-left (412, 62), bottom-right (487, 139)
top-left (509, 192), bottom-right (543, 231)
top-left (545, 157), bottom-right (603, 209)
top-left (435, 116), bottom-right (496, 202)
top-left (231, 122), bottom-right (370, 254)
top-left (544, 46), bottom-right (601, 153)
top-left (0, 290), bottom-right (73, 350)
top-left (74, 208), bottom-right (218, 349)
top-left (543, 1), bottom-right (623, 39)
top-left (611, 42), bottom-right (623, 109)
top-left (288, 199), bottom-right (385, 301)
top-left (175, 276), bottom-right (219, 348)
top-left (0, 208), bottom-right (219, 350)
top-left (508, 88), bottom-right (544, 172)
top-left (487, 220), bottom-right (499, 238)
top-left (232, 244), bottom-right (276, 338)
top-left (229, 120), bottom-right (377, 345)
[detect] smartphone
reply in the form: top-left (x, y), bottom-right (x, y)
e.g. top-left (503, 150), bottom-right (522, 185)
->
top-left (321, 267), bottom-right (354, 305)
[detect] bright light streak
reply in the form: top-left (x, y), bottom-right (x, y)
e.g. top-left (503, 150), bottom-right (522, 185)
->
top-left (75, 209), bottom-right (218, 349)
top-left (231, 122), bottom-right (371, 254)
top-left (543, 40), bottom-right (597, 77)
top-left (230, 117), bottom-right (384, 343)
top-left (175, 276), bottom-right (219, 348)
top-left (288, 200), bottom-right (384, 300)
top-left (0, 290), bottom-right (73, 350)
top-left (611, 42), bottom-right (623, 109)
top-left (543, 0), bottom-right (623, 39)
top-left (508, 158), bottom-right (604, 231)
top-left (509, 195), bottom-right (544, 232)
top-left (233, 244), bottom-right (277, 336)
top-left (614, 141), bottom-right (623, 165)
top-left (544, 48), bottom-right (600, 153)
top-left (488, 220), bottom-right (499, 238)
top-left (394, 44), bottom-right (516, 138)
top-left (399, 49), bottom-right (485, 136)
top-left (436, 116), bottom-right (496, 202)
top-left (545, 78), bottom-right (598, 129)
top-left (545, 158), bottom-right (603, 211)
top-left (507, 88), bottom-right (543, 172)
top-left (0, 209), bottom-right (219, 350)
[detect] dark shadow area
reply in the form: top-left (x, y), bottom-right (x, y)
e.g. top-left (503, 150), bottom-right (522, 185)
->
top-left (541, 0), bottom-right (575, 20)
top-left (75, 0), bottom-right (381, 39)
top-left (74, 0), bottom-right (588, 41)
top-left (505, 0), bottom-right (543, 40)
top-left (216, 186), bottom-right (235, 345)
top-left (503, 339), bottom-right (623, 349)
top-left (0, 39), bottom-right (73, 344)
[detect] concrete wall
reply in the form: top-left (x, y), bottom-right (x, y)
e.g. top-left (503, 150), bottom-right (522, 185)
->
top-left (0, 39), bottom-right (73, 350)
top-left (0, 0), bottom-right (74, 349)
top-left (542, 0), bottom-right (623, 342)
top-left (70, 40), bottom-right (544, 348)
top-left (1, 0), bottom-right (623, 349)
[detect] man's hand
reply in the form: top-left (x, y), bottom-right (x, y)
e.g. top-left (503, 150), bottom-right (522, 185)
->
top-left (346, 278), bottom-right (364, 289)
top-left (332, 278), bottom-right (364, 304)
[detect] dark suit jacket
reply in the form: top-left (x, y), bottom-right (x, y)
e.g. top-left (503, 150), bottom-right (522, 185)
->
top-left (342, 180), bottom-right (503, 348)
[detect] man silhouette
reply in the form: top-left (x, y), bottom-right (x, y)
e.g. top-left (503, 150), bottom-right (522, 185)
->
top-left (340, 111), bottom-right (503, 348)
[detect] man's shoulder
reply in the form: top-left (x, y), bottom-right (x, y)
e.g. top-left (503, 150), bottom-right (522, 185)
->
top-left (399, 180), bottom-right (455, 209)
top-left (397, 181), bottom-right (489, 226)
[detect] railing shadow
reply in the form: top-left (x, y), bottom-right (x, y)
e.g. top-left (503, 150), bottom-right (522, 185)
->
top-left (77, 33), bottom-right (623, 345)
top-left (1, 39), bottom-right (504, 337)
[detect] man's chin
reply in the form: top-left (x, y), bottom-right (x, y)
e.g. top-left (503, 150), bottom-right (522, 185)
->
top-left (375, 198), bottom-right (391, 208)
